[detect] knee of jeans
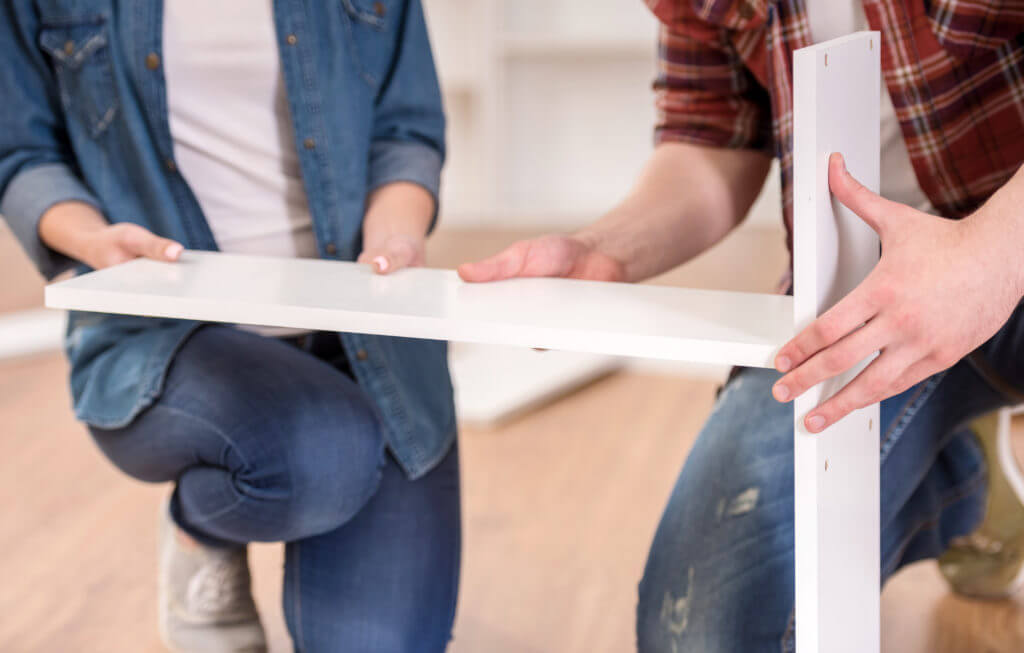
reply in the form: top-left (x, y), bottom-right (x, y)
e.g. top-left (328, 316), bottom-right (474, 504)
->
top-left (87, 425), bottom-right (177, 485)
top-left (238, 403), bottom-right (386, 540)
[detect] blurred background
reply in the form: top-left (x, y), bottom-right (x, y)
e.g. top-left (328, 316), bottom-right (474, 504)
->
top-left (1, 0), bottom-right (1022, 650)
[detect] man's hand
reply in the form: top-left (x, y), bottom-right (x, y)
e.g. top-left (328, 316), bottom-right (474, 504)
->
top-left (457, 233), bottom-right (625, 283)
top-left (458, 143), bottom-right (771, 285)
top-left (772, 153), bottom-right (1024, 433)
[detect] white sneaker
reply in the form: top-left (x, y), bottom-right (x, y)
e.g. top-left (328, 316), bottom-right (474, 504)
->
top-left (157, 500), bottom-right (267, 652)
top-left (939, 411), bottom-right (1024, 599)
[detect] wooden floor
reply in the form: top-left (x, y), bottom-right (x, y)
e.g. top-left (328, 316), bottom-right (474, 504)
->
top-left (1, 351), bottom-right (1024, 652)
top-left (3, 225), bottom-right (1024, 650)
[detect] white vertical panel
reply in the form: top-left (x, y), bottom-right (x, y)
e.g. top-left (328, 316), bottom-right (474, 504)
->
top-left (793, 33), bottom-right (881, 653)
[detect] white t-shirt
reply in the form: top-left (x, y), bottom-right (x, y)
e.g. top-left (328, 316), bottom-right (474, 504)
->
top-left (805, 1), bottom-right (935, 213)
top-left (163, 0), bottom-right (318, 259)
top-left (163, 1), bottom-right (317, 337)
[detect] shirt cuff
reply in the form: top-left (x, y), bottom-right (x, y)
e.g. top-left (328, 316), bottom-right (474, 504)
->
top-left (367, 140), bottom-right (443, 232)
top-left (0, 163), bottom-right (101, 280)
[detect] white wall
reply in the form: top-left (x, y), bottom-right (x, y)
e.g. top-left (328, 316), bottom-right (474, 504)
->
top-left (423, 0), bottom-right (783, 232)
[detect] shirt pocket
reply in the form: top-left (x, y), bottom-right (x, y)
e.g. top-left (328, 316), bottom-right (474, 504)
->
top-left (340, 0), bottom-right (398, 88)
top-left (38, 17), bottom-right (119, 138)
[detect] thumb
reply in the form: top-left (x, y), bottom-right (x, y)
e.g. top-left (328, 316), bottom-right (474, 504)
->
top-left (371, 238), bottom-right (422, 274)
top-left (828, 152), bottom-right (891, 235)
top-left (119, 224), bottom-right (183, 261)
top-left (358, 236), bottom-right (423, 274)
top-left (457, 241), bottom-right (529, 283)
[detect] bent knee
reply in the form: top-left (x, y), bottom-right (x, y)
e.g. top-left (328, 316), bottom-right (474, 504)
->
top-left (242, 409), bottom-right (386, 539)
top-left (287, 441), bottom-right (385, 536)
top-left (88, 424), bottom-right (180, 484)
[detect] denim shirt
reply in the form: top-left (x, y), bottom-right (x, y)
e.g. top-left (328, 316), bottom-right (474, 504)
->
top-left (0, 0), bottom-right (455, 479)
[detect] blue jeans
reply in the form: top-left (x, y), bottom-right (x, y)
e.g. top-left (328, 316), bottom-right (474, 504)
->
top-left (637, 301), bottom-right (1024, 652)
top-left (89, 326), bottom-right (460, 653)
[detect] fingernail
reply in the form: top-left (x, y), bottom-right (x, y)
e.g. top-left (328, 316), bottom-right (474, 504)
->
top-left (776, 355), bottom-right (791, 372)
top-left (773, 384), bottom-right (791, 401)
top-left (807, 415), bottom-right (826, 432)
top-left (165, 243), bottom-right (183, 259)
top-left (373, 255), bottom-right (389, 273)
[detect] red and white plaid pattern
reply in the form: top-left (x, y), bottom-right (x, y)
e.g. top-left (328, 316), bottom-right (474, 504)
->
top-left (648, 0), bottom-right (1024, 285)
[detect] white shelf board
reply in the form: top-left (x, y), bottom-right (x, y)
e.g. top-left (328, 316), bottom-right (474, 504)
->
top-left (44, 251), bottom-right (793, 368)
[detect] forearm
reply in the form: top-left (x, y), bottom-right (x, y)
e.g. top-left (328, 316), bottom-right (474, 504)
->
top-left (37, 200), bottom-right (109, 265)
top-left (575, 142), bottom-right (772, 282)
top-left (362, 181), bottom-right (435, 243)
top-left (964, 163), bottom-right (1024, 300)
top-left (35, 200), bottom-right (181, 270)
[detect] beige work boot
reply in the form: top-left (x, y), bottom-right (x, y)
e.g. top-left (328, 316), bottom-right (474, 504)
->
top-left (157, 500), bottom-right (267, 652)
top-left (938, 411), bottom-right (1024, 599)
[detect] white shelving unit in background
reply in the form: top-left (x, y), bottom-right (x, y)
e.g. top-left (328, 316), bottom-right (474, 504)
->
top-left (423, 0), bottom-right (782, 231)
top-left (423, 0), bottom-right (661, 229)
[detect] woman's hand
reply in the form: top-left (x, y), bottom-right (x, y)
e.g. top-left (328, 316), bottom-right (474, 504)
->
top-left (358, 182), bottom-right (433, 275)
top-left (357, 233), bottom-right (425, 273)
top-left (38, 201), bottom-right (183, 270)
top-left (772, 153), bottom-right (1024, 433)
top-left (457, 233), bottom-right (625, 282)
top-left (77, 222), bottom-right (183, 269)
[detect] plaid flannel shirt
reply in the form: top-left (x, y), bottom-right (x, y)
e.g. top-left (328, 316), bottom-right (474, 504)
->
top-left (648, 0), bottom-right (1024, 288)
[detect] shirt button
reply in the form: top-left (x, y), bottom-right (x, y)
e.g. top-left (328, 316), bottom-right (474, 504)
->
top-left (286, 34), bottom-right (298, 46)
top-left (145, 52), bottom-right (161, 70)
top-left (303, 138), bottom-right (316, 150)
top-left (356, 349), bottom-right (369, 361)
top-left (164, 158), bottom-right (177, 173)
top-left (63, 41), bottom-right (75, 55)
top-left (373, 2), bottom-right (386, 16)
top-left (325, 242), bottom-right (337, 255)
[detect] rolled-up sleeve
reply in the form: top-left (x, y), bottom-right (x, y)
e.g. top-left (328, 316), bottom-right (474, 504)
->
top-left (367, 0), bottom-right (445, 227)
top-left (1, 164), bottom-right (101, 278)
top-left (367, 139), bottom-right (443, 204)
top-left (0, 1), bottom-right (102, 279)
top-left (652, 5), bottom-right (772, 153)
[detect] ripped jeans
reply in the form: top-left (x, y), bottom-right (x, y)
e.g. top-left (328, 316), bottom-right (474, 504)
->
top-left (636, 301), bottom-right (1024, 652)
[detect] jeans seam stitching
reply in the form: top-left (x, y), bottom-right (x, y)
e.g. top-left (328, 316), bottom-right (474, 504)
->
top-left (879, 371), bottom-right (947, 464)
top-left (178, 494), bottom-right (247, 526)
top-left (881, 469), bottom-right (987, 578)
